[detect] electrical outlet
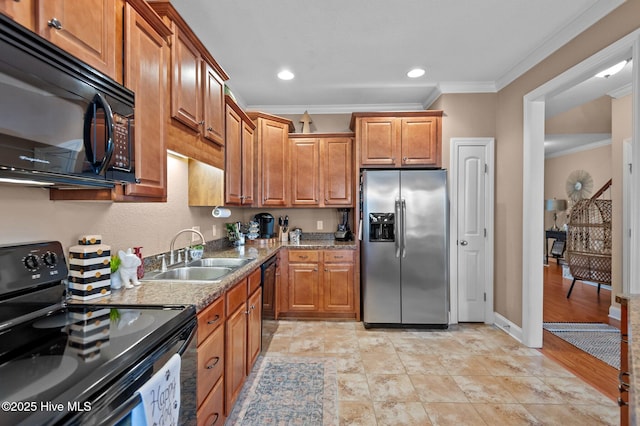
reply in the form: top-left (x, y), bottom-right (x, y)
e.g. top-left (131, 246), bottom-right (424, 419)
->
top-left (316, 220), bottom-right (323, 230)
top-left (192, 226), bottom-right (200, 242)
top-left (212, 224), bottom-right (217, 238)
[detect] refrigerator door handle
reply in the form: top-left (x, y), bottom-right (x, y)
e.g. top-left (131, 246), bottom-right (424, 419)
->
top-left (395, 199), bottom-right (401, 258)
top-left (401, 199), bottom-right (407, 258)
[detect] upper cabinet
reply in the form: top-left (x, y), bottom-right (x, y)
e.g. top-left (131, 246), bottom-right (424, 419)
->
top-left (351, 111), bottom-right (443, 168)
top-left (225, 96), bottom-right (255, 206)
top-left (149, 1), bottom-right (228, 169)
top-left (248, 112), bottom-right (295, 207)
top-left (37, 0), bottom-right (118, 79)
top-left (289, 135), bottom-right (354, 207)
top-left (0, 0), bottom-right (34, 28)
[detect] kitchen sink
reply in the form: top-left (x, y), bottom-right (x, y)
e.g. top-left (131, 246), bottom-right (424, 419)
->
top-left (188, 258), bottom-right (253, 268)
top-left (142, 266), bottom-right (233, 282)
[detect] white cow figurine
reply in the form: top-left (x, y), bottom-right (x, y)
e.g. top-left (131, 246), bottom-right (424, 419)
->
top-left (118, 248), bottom-right (142, 289)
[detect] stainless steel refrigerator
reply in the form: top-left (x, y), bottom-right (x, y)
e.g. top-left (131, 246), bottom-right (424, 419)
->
top-left (361, 169), bottom-right (449, 328)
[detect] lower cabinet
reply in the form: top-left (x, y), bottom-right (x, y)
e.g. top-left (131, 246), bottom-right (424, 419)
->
top-left (282, 249), bottom-right (356, 318)
top-left (196, 297), bottom-right (225, 425)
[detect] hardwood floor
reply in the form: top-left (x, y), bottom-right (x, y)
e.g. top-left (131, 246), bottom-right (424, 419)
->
top-left (540, 259), bottom-right (619, 401)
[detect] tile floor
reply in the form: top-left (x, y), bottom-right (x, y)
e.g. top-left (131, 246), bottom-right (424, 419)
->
top-left (261, 320), bottom-right (618, 425)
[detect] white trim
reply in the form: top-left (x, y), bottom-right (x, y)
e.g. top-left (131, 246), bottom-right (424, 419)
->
top-left (449, 138), bottom-right (495, 325)
top-left (522, 29), bottom-right (640, 348)
top-left (245, 103), bottom-right (427, 115)
top-left (422, 87), bottom-right (443, 110)
top-left (438, 81), bottom-right (497, 93)
top-left (609, 82), bottom-right (633, 99)
top-left (544, 137), bottom-right (612, 159)
top-left (495, 0), bottom-right (625, 91)
top-left (623, 139), bottom-right (632, 294)
top-left (609, 304), bottom-right (622, 321)
top-left (493, 312), bottom-right (524, 343)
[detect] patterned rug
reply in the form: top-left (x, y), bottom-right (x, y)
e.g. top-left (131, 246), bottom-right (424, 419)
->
top-left (226, 356), bottom-right (338, 425)
top-left (543, 322), bottom-right (620, 369)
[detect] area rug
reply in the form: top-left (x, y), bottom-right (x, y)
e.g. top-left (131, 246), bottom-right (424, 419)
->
top-left (226, 356), bottom-right (338, 425)
top-left (543, 322), bottom-right (620, 369)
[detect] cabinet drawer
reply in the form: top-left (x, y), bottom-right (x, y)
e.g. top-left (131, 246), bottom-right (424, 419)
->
top-left (226, 279), bottom-right (247, 315)
top-left (288, 250), bottom-right (319, 263)
top-left (197, 297), bottom-right (224, 346)
top-left (248, 267), bottom-right (261, 295)
top-left (197, 376), bottom-right (225, 426)
top-left (324, 250), bottom-right (354, 263)
top-left (197, 325), bottom-right (224, 407)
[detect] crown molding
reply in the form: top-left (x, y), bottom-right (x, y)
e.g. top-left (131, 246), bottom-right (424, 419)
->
top-left (438, 81), bottom-right (497, 93)
top-left (245, 103), bottom-right (427, 115)
top-left (544, 135), bottom-right (611, 159)
top-left (608, 82), bottom-right (633, 99)
top-left (495, 0), bottom-right (625, 91)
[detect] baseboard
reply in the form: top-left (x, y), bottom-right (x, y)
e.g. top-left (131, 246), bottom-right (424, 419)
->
top-left (609, 304), bottom-right (621, 321)
top-left (493, 312), bottom-right (523, 343)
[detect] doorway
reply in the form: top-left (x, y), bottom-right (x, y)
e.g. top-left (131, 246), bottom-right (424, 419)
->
top-left (522, 30), bottom-right (640, 347)
top-left (449, 138), bottom-right (495, 324)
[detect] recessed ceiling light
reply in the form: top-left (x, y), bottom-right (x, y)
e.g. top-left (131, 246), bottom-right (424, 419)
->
top-left (407, 68), bottom-right (426, 78)
top-left (277, 70), bottom-right (295, 80)
top-left (595, 60), bottom-right (628, 78)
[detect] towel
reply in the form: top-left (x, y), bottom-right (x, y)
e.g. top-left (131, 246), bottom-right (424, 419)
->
top-left (137, 353), bottom-right (181, 425)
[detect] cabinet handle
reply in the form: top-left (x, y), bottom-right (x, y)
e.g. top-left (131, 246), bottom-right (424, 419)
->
top-left (208, 413), bottom-right (220, 425)
top-left (199, 120), bottom-right (205, 125)
top-left (334, 255), bottom-right (343, 258)
top-left (324, 268), bottom-right (328, 272)
top-left (619, 371), bottom-right (631, 389)
top-left (245, 310), bottom-right (249, 315)
top-left (205, 357), bottom-right (220, 369)
top-left (47, 18), bottom-right (63, 30)
top-left (207, 126), bottom-right (213, 132)
top-left (314, 268), bottom-right (318, 272)
top-left (299, 255), bottom-right (308, 259)
top-left (618, 397), bottom-right (629, 407)
top-left (403, 156), bottom-right (408, 162)
top-left (207, 315), bottom-right (220, 325)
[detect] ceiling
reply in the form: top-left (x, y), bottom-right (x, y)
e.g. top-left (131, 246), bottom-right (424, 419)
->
top-left (169, 0), bottom-right (624, 114)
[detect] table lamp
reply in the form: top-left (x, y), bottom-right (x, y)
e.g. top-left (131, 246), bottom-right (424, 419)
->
top-left (545, 199), bottom-right (568, 231)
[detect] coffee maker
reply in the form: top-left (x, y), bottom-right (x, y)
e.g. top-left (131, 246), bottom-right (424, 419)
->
top-left (254, 213), bottom-right (275, 238)
top-left (334, 208), bottom-right (352, 241)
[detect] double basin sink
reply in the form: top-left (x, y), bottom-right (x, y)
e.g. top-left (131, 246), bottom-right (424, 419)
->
top-left (142, 257), bottom-right (254, 282)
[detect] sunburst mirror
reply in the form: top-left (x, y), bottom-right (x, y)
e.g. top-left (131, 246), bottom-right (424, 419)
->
top-left (565, 169), bottom-right (594, 202)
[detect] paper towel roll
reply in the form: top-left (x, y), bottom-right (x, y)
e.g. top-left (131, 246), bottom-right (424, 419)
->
top-left (212, 207), bottom-right (231, 218)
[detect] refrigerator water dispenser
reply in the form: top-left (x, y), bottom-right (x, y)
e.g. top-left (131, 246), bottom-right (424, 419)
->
top-left (369, 213), bottom-right (395, 242)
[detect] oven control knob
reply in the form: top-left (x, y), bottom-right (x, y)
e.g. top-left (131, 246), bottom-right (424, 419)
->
top-left (42, 251), bottom-right (58, 268)
top-left (23, 254), bottom-right (40, 271)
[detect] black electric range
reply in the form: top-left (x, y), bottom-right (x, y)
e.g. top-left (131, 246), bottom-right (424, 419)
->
top-left (0, 241), bottom-right (197, 425)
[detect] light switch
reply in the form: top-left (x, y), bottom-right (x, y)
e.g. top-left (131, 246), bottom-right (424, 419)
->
top-left (317, 220), bottom-right (323, 230)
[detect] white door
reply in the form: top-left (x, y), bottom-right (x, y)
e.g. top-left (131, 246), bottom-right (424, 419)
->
top-left (451, 139), bottom-right (494, 323)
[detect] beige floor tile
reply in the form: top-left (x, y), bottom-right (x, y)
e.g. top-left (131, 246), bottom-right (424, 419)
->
top-left (513, 355), bottom-right (576, 378)
top-left (367, 374), bottom-right (419, 402)
top-left (479, 355), bottom-right (534, 376)
top-left (566, 403), bottom-right (619, 426)
top-left (397, 352), bottom-right (448, 375)
top-left (357, 334), bottom-right (396, 353)
top-left (422, 337), bottom-right (469, 354)
top-left (524, 403), bottom-right (617, 425)
top-left (410, 375), bottom-right (469, 403)
top-left (495, 376), bottom-right (563, 404)
top-left (373, 401), bottom-right (432, 426)
top-left (453, 375), bottom-right (518, 403)
top-left (325, 336), bottom-right (360, 354)
top-left (288, 337), bottom-right (325, 354)
top-left (334, 354), bottom-right (366, 374)
top-left (541, 376), bottom-right (614, 405)
top-left (423, 402), bottom-right (488, 426)
top-left (472, 403), bottom-right (541, 425)
top-left (361, 352), bottom-right (406, 374)
top-left (438, 354), bottom-right (492, 376)
top-left (339, 401), bottom-right (377, 426)
top-left (390, 337), bottom-right (437, 354)
top-left (338, 373), bottom-right (371, 402)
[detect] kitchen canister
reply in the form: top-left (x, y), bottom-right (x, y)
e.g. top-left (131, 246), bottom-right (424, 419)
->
top-left (68, 235), bottom-right (111, 300)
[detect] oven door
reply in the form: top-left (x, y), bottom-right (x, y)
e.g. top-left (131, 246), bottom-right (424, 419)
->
top-left (78, 317), bottom-right (198, 426)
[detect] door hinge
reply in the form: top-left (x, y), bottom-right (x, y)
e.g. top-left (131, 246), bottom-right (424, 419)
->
top-left (484, 164), bottom-right (488, 174)
top-left (630, 163), bottom-right (633, 174)
top-left (484, 292), bottom-right (486, 302)
top-left (484, 228), bottom-right (487, 238)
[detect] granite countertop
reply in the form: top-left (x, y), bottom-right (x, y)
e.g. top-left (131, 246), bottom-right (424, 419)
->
top-left (84, 239), bottom-right (356, 312)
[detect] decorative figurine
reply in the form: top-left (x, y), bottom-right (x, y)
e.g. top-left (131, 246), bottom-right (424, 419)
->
top-left (300, 110), bottom-right (313, 133)
top-left (118, 248), bottom-right (142, 289)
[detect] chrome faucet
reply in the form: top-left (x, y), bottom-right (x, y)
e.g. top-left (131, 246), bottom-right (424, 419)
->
top-left (169, 229), bottom-right (206, 265)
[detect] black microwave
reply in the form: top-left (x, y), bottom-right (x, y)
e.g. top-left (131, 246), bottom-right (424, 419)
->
top-left (0, 14), bottom-right (136, 188)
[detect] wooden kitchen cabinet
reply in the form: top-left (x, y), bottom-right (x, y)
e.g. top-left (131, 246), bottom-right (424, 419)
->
top-left (225, 96), bottom-right (256, 205)
top-left (36, 0), bottom-right (118, 79)
top-left (246, 268), bottom-right (262, 374)
top-left (289, 134), bottom-right (354, 207)
top-left (248, 112), bottom-right (295, 207)
top-left (0, 0), bottom-right (34, 28)
top-left (281, 249), bottom-right (356, 318)
top-left (196, 296), bottom-right (226, 425)
top-left (225, 279), bottom-right (247, 415)
top-left (351, 111), bottom-right (443, 168)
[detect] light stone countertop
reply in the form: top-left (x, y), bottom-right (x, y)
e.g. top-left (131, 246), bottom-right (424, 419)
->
top-left (83, 240), bottom-right (356, 312)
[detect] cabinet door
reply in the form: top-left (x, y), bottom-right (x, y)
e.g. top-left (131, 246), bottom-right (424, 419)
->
top-left (360, 117), bottom-right (398, 166)
top-left (197, 375), bottom-right (225, 426)
top-left (225, 303), bottom-right (247, 416)
top-left (323, 137), bottom-right (353, 206)
top-left (400, 117), bottom-right (440, 167)
top-left (196, 325), bottom-right (224, 407)
top-left (123, 4), bottom-right (167, 199)
top-left (171, 25), bottom-right (201, 131)
top-left (37, 0), bottom-right (116, 78)
top-left (290, 138), bottom-right (320, 206)
top-left (203, 62), bottom-right (224, 145)
top-left (260, 119), bottom-right (289, 206)
top-left (0, 0), bottom-right (34, 28)
top-left (247, 288), bottom-right (262, 375)
top-left (287, 264), bottom-right (320, 311)
top-left (224, 104), bottom-right (243, 205)
top-left (241, 121), bottom-right (255, 205)
top-left (323, 263), bottom-right (354, 312)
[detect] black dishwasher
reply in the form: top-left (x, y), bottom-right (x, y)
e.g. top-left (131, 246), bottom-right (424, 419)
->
top-left (261, 255), bottom-right (277, 319)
